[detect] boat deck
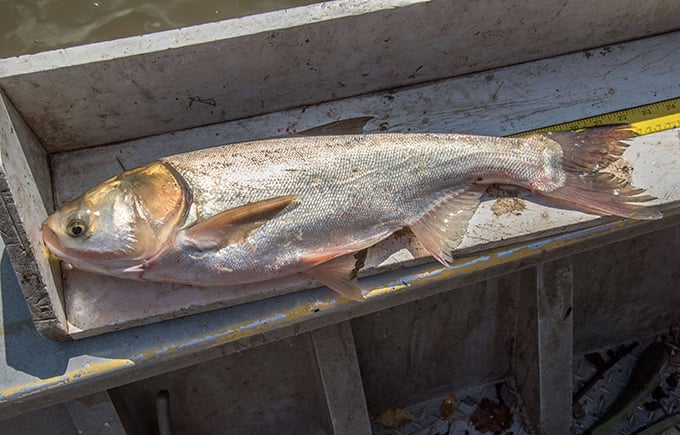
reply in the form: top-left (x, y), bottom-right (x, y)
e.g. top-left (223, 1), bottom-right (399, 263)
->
top-left (1, 6), bottom-right (679, 433)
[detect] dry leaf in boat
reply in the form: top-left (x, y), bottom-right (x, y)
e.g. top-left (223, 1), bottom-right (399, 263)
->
top-left (470, 399), bottom-right (512, 432)
top-left (440, 393), bottom-right (457, 419)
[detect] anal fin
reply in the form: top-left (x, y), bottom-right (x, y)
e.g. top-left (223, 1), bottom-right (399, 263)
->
top-left (304, 250), bottom-right (368, 300)
top-left (409, 185), bottom-right (486, 265)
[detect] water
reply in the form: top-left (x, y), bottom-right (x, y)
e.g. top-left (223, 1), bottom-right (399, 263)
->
top-left (0, 0), bottom-right (320, 59)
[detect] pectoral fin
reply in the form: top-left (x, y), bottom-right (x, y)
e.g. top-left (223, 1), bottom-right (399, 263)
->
top-left (183, 195), bottom-right (298, 251)
top-left (304, 250), bottom-right (368, 300)
top-left (408, 185), bottom-right (486, 265)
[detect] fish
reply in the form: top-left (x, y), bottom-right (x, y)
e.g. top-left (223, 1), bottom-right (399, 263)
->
top-left (41, 125), bottom-right (661, 300)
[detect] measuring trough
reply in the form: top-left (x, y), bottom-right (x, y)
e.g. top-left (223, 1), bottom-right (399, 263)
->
top-left (1, 0), bottom-right (680, 432)
top-left (1, 0), bottom-right (680, 340)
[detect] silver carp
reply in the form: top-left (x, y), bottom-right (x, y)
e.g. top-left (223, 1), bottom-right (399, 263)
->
top-left (41, 126), bottom-right (661, 299)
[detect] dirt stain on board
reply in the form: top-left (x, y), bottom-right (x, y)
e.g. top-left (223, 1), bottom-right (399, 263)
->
top-left (490, 197), bottom-right (526, 216)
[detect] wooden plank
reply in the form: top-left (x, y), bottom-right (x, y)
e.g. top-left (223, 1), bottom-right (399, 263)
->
top-left (51, 33), bottom-right (680, 336)
top-left (312, 322), bottom-right (372, 435)
top-left (1, 0), bottom-right (679, 151)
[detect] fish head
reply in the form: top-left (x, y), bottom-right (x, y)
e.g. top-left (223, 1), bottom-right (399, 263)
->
top-left (41, 161), bottom-right (190, 276)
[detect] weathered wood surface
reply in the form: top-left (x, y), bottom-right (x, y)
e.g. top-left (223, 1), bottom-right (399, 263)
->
top-left (1, 0), bottom-right (679, 152)
top-left (51, 32), bottom-right (680, 336)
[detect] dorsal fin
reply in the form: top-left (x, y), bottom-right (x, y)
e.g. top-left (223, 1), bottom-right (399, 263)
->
top-left (183, 195), bottom-right (298, 251)
top-left (297, 117), bottom-right (372, 136)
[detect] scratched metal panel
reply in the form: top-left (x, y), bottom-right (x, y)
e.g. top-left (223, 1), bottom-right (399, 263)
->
top-left (351, 275), bottom-right (519, 414)
top-left (0, 403), bottom-right (77, 435)
top-left (1, 0), bottom-right (680, 151)
top-left (572, 226), bottom-right (680, 354)
top-left (111, 333), bottom-right (331, 435)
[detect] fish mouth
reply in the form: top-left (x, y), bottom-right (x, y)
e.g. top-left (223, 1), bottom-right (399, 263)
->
top-left (40, 220), bottom-right (70, 261)
top-left (40, 220), bottom-right (110, 264)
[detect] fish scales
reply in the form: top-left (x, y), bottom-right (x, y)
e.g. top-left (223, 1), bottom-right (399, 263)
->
top-left (145, 133), bottom-right (561, 284)
top-left (165, 133), bottom-right (558, 223)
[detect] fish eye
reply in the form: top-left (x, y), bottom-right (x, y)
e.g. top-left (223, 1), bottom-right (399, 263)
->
top-left (66, 218), bottom-right (88, 238)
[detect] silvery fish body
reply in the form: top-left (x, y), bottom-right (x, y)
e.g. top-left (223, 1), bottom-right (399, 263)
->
top-left (149, 133), bottom-right (559, 282)
top-left (41, 128), bottom-right (661, 299)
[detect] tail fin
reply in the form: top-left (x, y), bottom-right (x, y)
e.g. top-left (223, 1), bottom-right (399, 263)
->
top-left (537, 125), bottom-right (662, 220)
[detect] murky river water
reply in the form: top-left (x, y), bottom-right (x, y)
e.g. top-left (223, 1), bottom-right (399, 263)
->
top-left (0, 0), bottom-right (320, 59)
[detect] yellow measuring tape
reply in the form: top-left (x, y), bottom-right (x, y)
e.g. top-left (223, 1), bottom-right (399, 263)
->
top-left (514, 97), bottom-right (680, 136)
